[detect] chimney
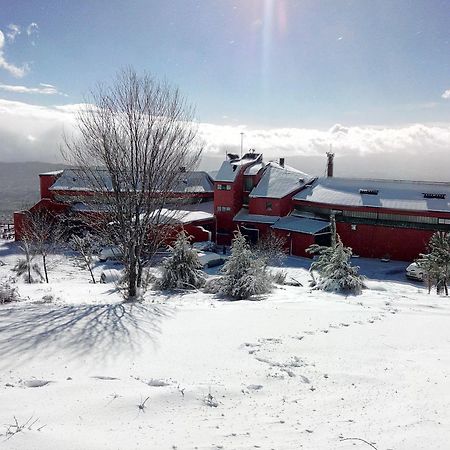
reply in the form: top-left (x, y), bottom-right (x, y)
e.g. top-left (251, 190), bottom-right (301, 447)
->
top-left (326, 152), bottom-right (334, 177)
top-left (279, 157), bottom-right (285, 167)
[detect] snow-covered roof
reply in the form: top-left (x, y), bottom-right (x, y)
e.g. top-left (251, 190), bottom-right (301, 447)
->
top-left (233, 208), bottom-right (280, 224)
top-left (50, 168), bottom-right (213, 194)
top-left (215, 161), bottom-right (240, 182)
top-left (215, 153), bottom-right (262, 182)
top-left (171, 172), bottom-right (214, 193)
top-left (293, 177), bottom-right (450, 213)
top-left (160, 201), bottom-right (214, 225)
top-left (39, 170), bottom-right (64, 177)
top-left (249, 162), bottom-right (314, 199)
top-left (271, 216), bottom-right (330, 235)
top-left (50, 168), bottom-right (113, 192)
top-left (244, 162), bottom-right (265, 176)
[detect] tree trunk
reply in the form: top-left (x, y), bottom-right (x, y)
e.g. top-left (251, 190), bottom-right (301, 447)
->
top-left (88, 264), bottom-right (96, 284)
top-left (128, 245), bottom-right (138, 299)
top-left (42, 254), bottom-right (49, 283)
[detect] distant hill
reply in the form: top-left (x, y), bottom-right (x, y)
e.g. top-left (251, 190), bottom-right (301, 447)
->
top-left (0, 161), bottom-right (69, 222)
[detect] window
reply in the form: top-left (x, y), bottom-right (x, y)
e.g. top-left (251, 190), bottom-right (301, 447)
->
top-left (439, 218), bottom-right (450, 224)
top-left (217, 184), bottom-right (231, 191)
top-left (266, 201), bottom-right (273, 211)
top-left (423, 192), bottom-right (446, 199)
top-left (359, 188), bottom-right (379, 195)
top-left (217, 206), bottom-right (231, 212)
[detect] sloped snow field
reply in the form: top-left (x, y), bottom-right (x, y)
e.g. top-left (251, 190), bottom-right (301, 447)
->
top-left (0, 240), bottom-right (449, 450)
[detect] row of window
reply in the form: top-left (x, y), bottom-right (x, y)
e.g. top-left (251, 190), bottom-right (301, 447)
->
top-left (295, 205), bottom-right (450, 227)
top-left (217, 206), bottom-right (231, 212)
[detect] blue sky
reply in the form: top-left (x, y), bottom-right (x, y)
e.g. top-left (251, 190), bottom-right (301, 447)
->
top-left (1, 0), bottom-right (450, 127)
top-left (1, 0), bottom-right (450, 178)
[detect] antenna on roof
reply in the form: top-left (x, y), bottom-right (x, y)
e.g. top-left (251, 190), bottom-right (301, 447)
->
top-left (326, 145), bottom-right (335, 178)
top-left (240, 132), bottom-right (244, 159)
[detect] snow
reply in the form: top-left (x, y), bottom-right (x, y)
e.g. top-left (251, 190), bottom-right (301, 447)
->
top-left (250, 163), bottom-right (314, 199)
top-left (215, 161), bottom-right (240, 182)
top-left (1, 239), bottom-right (450, 449)
top-left (271, 215), bottom-right (330, 234)
top-left (50, 169), bottom-right (214, 194)
top-left (294, 177), bottom-right (450, 213)
top-left (234, 208), bottom-right (280, 224)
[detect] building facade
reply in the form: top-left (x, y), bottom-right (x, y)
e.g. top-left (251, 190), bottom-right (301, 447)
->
top-left (14, 153), bottom-right (450, 261)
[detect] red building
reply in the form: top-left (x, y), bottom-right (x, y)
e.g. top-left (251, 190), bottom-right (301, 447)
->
top-left (14, 168), bottom-right (215, 243)
top-left (15, 154), bottom-right (450, 261)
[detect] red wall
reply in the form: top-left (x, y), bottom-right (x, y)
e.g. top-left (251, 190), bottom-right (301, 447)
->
top-left (39, 174), bottom-right (61, 199)
top-left (248, 196), bottom-right (292, 217)
top-left (336, 222), bottom-right (433, 261)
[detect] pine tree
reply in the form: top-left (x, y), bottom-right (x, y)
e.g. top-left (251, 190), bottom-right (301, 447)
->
top-left (417, 232), bottom-right (450, 295)
top-left (159, 231), bottom-right (206, 290)
top-left (219, 230), bottom-right (271, 300)
top-left (307, 215), bottom-right (365, 295)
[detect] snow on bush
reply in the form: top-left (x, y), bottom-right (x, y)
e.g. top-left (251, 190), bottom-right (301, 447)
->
top-left (13, 257), bottom-right (43, 283)
top-left (218, 230), bottom-right (272, 300)
top-left (307, 235), bottom-right (365, 295)
top-left (0, 279), bottom-right (20, 304)
top-left (158, 232), bottom-right (206, 290)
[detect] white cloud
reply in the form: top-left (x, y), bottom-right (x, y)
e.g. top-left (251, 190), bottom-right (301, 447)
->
top-left (0, 30), bottom-right (29, 77)
top-left (6, 24), bottom-right (21, 42)
top-left (1, 98), bottom-right (450, 181)
top-left (442, 89), bottom-right (450, 100)
top-left (26, 22), bottom-right (39, 36)
top-left (0, 83), bottom-right (64, 95)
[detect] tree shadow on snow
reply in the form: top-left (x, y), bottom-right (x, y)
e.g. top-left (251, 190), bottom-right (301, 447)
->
top-left (0, 301), bottom-right (173, 367)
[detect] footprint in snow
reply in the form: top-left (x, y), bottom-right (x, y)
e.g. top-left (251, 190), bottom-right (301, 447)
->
top-left (91, 376), bottom-right (120, 381)
top-left (247, 384), bottom-right (263, 391)
top-left (339, 323), bottom-right (350, 327)
top-left (145, 379), bottom-right (170, 387)
top-left (22, 379), bottom-right (52, 388)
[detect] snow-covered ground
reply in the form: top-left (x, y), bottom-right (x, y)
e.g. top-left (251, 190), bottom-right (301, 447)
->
top-left (0, 240), bottom-right (449, 450)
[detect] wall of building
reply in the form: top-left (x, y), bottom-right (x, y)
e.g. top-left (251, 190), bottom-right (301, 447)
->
top-left (39, 174), bottom-right (60, 200)
top-left (336, 222), bottom-right (433, 261)
top-left (248, 196), bottom-right (293, 217)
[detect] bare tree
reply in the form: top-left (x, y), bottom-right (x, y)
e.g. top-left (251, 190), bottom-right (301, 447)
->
top-left (63, 68), bottom-right (203, 299)
top-left (70, 232), bottom-right (97, 284)
top-left (253, 230), bottom-right (287, 266)
top-left (19, 211), bottom-right (63, 283)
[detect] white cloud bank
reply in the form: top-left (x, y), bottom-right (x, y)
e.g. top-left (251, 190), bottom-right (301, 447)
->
top-left (442, 89), bottom-right (450, 100)
top-left (1, 98), bottom-right (450, 181)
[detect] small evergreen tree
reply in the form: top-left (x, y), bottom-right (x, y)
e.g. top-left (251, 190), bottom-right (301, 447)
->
top-left (417, 232), bottom-right (450, 295)
top-left (307, 215), bottom-right (365, 295)
top-left (159, 231), bottom-right (206, 290)
top-left (219, 230), bottom-right (271, 300)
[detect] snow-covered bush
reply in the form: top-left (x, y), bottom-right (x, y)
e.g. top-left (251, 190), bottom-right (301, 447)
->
top-left (218, 230), bottom-right (272, 300)
top-left (158, 232), bottom-right (206, 290)
top-left (417, 231), bottom-right (450, 295)
top-left (13, 258), bottom-right (43, 283)
top-left (0, 279), bottom-right (19, 304)
top-left (253, 230), bottom-right (287, 266)
top-left (270, 269), bottom-right (287, 285)
top-left (307, 235), bottom-right (365, 295)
